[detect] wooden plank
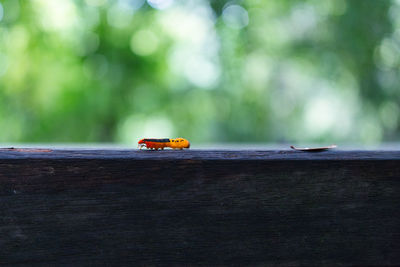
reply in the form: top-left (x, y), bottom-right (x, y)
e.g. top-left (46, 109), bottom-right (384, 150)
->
top-left (0, 148), bottom-right (400, 160)
top-left (0, 149), bottom-right (399, 265)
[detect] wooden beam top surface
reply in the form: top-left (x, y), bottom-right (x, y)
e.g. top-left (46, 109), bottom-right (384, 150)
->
top-left (0, 148), bottom-right (399, 160)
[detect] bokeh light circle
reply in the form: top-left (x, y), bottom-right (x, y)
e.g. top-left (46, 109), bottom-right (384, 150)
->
top-left (222, 4), bottom-right (249, 29)
top-left (147, 0), bottom-right (173, 10)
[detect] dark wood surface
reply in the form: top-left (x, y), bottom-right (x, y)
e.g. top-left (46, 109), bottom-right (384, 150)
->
top-left (0, 149), bottom-right (399, 265)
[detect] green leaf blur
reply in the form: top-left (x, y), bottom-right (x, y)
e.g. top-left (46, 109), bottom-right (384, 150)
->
top-left (0, 0), bottom-right (399, 144)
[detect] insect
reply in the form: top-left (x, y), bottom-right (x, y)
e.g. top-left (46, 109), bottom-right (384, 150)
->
top-left (138, 138), bottom-right (190, 150)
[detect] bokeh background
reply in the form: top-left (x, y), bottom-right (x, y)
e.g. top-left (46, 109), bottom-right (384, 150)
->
top-left (0, 0), bottom-right (399, 145)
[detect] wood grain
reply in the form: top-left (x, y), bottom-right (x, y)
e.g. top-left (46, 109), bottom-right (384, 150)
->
top-left (0, 149), bottom-right (399, 265)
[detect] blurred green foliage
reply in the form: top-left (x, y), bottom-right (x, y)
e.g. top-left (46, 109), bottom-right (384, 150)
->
top-left (0, 0), bottom-right (399, 144)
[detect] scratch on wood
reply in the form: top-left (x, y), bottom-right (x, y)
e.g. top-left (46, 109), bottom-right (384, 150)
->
top-left (0, 148), bottom-right (53, 152)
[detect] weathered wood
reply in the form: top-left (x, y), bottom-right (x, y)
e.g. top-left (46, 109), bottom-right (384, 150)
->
top-left (0, 149), bottom-right (399, 265)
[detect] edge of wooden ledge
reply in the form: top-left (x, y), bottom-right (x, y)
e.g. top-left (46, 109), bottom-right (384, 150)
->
top-left (0, 148), bottom-right (399, 160)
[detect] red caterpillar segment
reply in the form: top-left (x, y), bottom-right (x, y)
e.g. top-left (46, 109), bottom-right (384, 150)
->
top-left (138, 138), bottom-right (190, 150)
top-left (138, 138), bottom-right (169, 150)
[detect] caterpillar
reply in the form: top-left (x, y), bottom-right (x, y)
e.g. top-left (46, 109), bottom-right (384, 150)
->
top-left (138, 138), bottom-right (190, 150)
